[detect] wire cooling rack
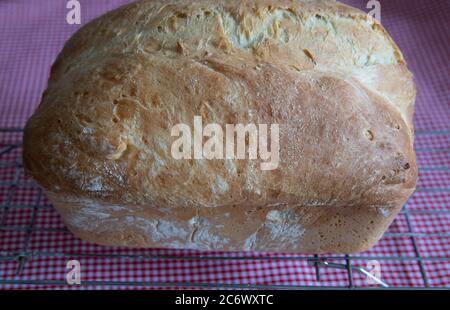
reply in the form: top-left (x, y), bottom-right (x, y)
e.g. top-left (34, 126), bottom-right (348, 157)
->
top-left (0, 128), bottom-right (449, 290)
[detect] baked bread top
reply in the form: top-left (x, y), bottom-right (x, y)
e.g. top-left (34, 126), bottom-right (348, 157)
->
top-left (24, 0), bottom-right (417, 210)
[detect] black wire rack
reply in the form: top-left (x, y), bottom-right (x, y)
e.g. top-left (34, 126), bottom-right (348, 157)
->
top-left (0, 128), bottom-right (449, 289)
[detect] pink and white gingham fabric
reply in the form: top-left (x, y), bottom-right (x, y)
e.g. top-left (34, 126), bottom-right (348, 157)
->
top-left (0, 0), bottom-right (449, 289)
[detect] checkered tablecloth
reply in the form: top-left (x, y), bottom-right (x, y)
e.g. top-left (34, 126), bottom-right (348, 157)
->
top-left (0, 0), bottom-right (449, 289)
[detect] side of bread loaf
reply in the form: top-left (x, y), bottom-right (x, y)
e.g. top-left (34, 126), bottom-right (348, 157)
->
top-left (23, 0), bottom-right (417, 253)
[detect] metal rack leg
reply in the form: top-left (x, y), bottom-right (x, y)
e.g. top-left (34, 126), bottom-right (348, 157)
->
top-left (403, 205), bottom-right (429, 287)
top-left (15, 189), bottom-right (42, 275)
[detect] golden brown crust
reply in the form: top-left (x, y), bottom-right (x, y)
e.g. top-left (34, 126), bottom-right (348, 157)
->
top-left (23, 0), bottom-right (417, 253)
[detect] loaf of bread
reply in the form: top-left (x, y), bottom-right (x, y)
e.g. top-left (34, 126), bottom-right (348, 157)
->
top-left (23, 0), bottom-right (417, 253)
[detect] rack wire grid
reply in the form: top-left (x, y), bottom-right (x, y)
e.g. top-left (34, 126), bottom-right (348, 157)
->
top-left (0, 127), bottom-right (449, 290)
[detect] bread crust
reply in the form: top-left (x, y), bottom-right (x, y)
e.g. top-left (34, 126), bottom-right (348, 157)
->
top-left (23, 0), bottom-right (417, 253)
